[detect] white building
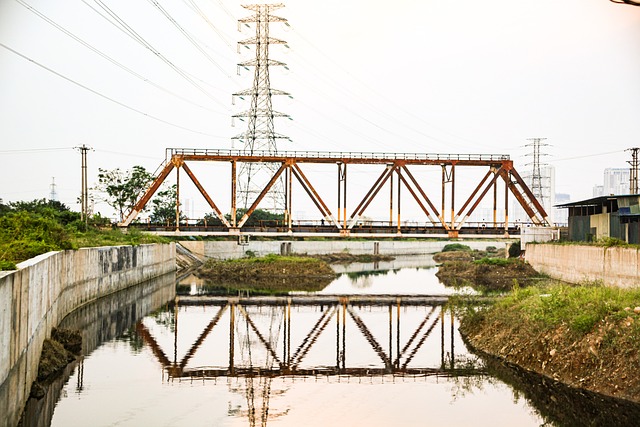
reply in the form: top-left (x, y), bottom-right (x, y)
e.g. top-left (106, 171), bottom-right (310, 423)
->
top-left (593, 168), bottom-right (630, 197)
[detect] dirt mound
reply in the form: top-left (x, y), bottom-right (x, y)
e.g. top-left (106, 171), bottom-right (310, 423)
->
top-left (436, 259), bottom-right (539, 291)
top-left (197, 256), bottom-right (336, 293)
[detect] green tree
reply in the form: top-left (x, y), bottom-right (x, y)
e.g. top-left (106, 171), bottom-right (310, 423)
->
top-left (95, 166), bottom-right (153, 222)
top-left (150, 184), bottom-right (181, 224)
top-left (7, 199), bottom-right (80, 225)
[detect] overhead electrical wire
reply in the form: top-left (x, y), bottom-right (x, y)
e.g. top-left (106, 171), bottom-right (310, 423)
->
top-left (85, 0), bottom-right (230, 110)
top-left (146, 0), bottom-right (234, 79)
top-left (14, 0), bottom-right (225, 115)
top-left (289, 27), bottom-right (485, 151)
top-left (0, 147), bottom-right (74, 153)
top-left (0, 42), bottom-right (226, 138)
top-left (181, 0), bottom-right (235, 53)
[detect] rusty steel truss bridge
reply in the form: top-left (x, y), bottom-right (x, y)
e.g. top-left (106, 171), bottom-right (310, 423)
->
top-left (121, 148), bottom-right (551, 238)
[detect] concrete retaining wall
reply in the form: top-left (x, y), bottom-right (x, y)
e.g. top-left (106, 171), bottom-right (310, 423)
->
top-left (179, 239), bottom-right (511, 261)
top-left (0, 243), bottom-right (175, 427)
top-left (525, 243), bottom-right (640, 288)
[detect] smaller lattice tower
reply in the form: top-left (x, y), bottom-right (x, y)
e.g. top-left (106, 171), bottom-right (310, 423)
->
top-left (525, 138), bottom-right (550, 207)
top-left (232, 3), bottom-right (291, 211)
top-left (49, 177), bottom-right (58, 201)
top-left (627, 147), bottom-right (639, 194)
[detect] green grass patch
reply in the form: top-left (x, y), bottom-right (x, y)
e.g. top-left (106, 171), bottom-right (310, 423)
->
top-left (474, 257), bottom-right (512, 266)
top-left (491, 283), bottom-right (640, 335)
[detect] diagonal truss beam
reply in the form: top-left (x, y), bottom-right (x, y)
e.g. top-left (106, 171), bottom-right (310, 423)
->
top-left (503, 167), bottom-right (550, 225)
top-left (237, 162), bottom-right (287, 228)
top-left (182, 162), bottom-right (231, 228)
top-left (120, 160), bottom-right (175, 226)
top-left (291, 164), bottom-right (339, 228)
top-left (399, 166), bottom-right (445, 228)
top-left (348, 165), bottom-right (395, 229)
top-left (454, 166), bottom-right (503, 230)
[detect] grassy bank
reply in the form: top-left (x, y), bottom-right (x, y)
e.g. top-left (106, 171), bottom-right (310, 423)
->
top-left (458, 282), bottom-right (640, 402)
top-left (0, 200), bottom-right (168, 270)
top-left (197, 254), bottom-right (336, 293)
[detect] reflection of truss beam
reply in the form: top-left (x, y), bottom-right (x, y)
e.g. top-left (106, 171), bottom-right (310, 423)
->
top-left (137, 323), bottom-right (172, 366)
top-left (290, 306), bottom-right (337, 367)
top-left (119, 149), bottom-right (551, 233)
top-left (238, 305), bottom-right (282, 366)
top-left (395, 306), bottom-right (436, 366)
top-left (138, 300), bottom-right (485, 380)
top-left (180, 305), bottom-right (228, 368)
top-left (347, 307), bottom-right (391, 367)
top-left (401, 313), bottom-right (440, 369)
top-left (175, 366), bottom-right (485, 378)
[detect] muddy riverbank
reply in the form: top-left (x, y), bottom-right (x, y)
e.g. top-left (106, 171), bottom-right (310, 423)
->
top-left (458, 284), bottom-right (640, 404)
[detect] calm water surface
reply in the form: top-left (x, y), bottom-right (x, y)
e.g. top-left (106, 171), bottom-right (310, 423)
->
top-left (27, 256), bottom-right (638, 427)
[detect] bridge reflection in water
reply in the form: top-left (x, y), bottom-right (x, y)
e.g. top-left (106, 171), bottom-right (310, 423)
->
top-left (137, 296), bottom-right (485, 380)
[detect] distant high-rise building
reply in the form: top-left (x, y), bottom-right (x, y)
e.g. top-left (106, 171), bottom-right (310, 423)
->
top-left (593, 168), bottom-right (630, 196)
top-left (553, 193), bottom-right (570, 225)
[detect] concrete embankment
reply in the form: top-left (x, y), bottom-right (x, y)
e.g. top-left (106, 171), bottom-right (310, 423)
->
top-left (0, 243), bottom-right (175, 427)
top-left (180, 239), bottom-right (510, 261)
top-left (525, 243), bottom-right (640, 288)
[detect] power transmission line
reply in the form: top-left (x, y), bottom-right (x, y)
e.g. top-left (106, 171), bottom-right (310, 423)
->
top-left (85, 0), bottom-right (232, 109)
top-left (0, 42), bottom-right (225, 138)
top-left (145, 0), bottom-right (233, 78)
top-left (14, 0), bottom-right (224, 114)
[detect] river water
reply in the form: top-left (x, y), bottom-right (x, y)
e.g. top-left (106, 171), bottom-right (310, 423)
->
top-left (20, 255), bottom-right (640, 427)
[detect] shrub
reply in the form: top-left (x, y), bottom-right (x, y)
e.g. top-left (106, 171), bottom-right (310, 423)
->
top-left (442, 243), bottom-right (471, 252)
top-left (508, 241), bottom-right (521, 258)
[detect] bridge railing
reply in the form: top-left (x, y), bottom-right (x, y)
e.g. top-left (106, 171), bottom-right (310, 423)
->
top-left (165, 148), bottom-right (510, 162)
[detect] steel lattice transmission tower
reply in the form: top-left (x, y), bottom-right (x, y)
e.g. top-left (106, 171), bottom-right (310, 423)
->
top-left (232, 3), bottom-right (291, 212)
top-left (525, 138), bottom-right (550, 207)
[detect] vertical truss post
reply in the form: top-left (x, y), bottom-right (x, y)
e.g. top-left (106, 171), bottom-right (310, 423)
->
top-left (175, 162), bottom-right (181, 232)
top-left (337, 163), bottom-right (347, 230)
top-left (505, 171), bottom-right (510, 231)
top-left (493, 177), bottom-right (498, 227)
top-left (389, 168), bottom-right (394, 226)
top-left (337, 163), bottom-right (342, 225)
top-left (441, 165), bottom-right (446, 224)
top-left (450, 164), bottom-right (456, 230)
top-left (231, 160), bottom-right (237, 228)
top-left (397, 167), bottom-right (402, 234)
top-left (286, 163), bottom-right (293, 231)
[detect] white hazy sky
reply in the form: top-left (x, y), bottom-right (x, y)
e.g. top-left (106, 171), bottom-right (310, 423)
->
top-left (1, 0), bottom-right (639, 221)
